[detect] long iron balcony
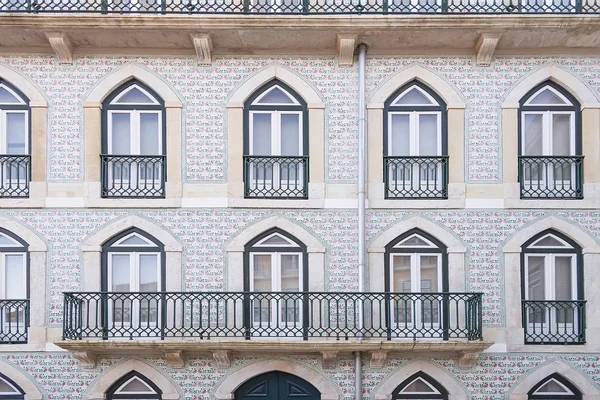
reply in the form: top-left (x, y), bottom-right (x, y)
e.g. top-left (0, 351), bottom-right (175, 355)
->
top-left (62, 291), bottom-right (483, 341)
top-left (0, 0), bottom-right (594, 13)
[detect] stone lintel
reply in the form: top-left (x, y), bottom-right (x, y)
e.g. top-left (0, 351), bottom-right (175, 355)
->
top-left (475, 32), bottom-right (503, 67)
top-left (165, 350), bottom-right (185, 368)
top-left (71, 350), bottom-right (97, 369)
top-left (321, 351), bottom-right (338, 369)
top-left (370, 350), bottom-right (387, 368)
top-left (190, 33), bottom-right (213, 66)
top-left (45, 32), bottom-right (73, 64)
top-left (212, 350), bottom-right (231, 369)
top-left (337, 34), bottom-right (357, 67)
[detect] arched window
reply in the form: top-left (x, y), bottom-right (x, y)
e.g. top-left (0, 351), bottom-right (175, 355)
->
top-left (518, 81), bottom-right (582, 199)
top-left (101, 228), bottom-right (165, 338)
top-left (528, 373), bottom-right (581, 400)
top-left (521, 229), bottom-right (584, 344)
top-left (106, 371), bottom-right (162, 400)
top-left (0, 373), bottom-right (25, 399)
top-left (0, 229), bottom-right (28, 343)
top-left (244, 228), bottom-right (307, 336)
top-left (243, 80), bottom-right (308, 199)
top-left (383, 81), bottom-right (448, 199)
top-left (392, 372), bottom-right (448, 400)
top-left (0, 80), bottom-right (30, 198)
top-left (385, 229), bottom-right (448, 338)
top-left (101, 79), bottom-right (166, 198)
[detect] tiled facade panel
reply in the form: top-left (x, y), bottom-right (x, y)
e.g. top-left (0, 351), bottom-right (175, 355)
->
top-left (2, 353), bottom-right (600, 399)
top-left (3, 54), bottom-right (600, 183)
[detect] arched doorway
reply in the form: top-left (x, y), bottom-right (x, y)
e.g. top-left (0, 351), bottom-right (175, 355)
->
top-left (234, 371), bottom-right (320, 400)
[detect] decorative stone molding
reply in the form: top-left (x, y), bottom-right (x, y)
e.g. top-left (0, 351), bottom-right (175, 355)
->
top-left (507, 360), bottom-right (600, 399)
top-left (337, 34), bottom-right (357, 67)
top-left (72, 350), bottom-right (97, 369)
top-left (370, 351), bottom-right (387, 368)
top-left (87, 359), bottom-right (180, 399)
top-left (373, 360), bottom-right (468, 400)
top-left (214, 359), bottom-right (339, 400)
top-left (165, 350), bottom-right (185, 369)
top-left (0, 360), bottom-right (43, 400)
top-left (475, 32), bottom-right (502, 67)
top-left (501, 65), bottom-right (600, 109)
top-left (45, 32), bottom-right (73, 65)
top-left (212, 350), bottom-right (231, 369)
top-left (0, 217), bottom-right (47, 252)
top-left (321, 351), bottom-right (338, 369)
top-left (191, 33), bottom-right (213, 66)
top-left (0, 64), bottom-right (48, 107)
top-left (456, 351), bottom-right (480, 369)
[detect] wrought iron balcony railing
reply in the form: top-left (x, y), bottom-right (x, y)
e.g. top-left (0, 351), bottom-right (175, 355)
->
top-left (62, 291), bottom-right (483, 341)
top-left (0, 155), bottom-right (30, 198)
top-left (518, 156), bottom-right (583, 199)
top-left (384, 156), bottom-right (448, 199)
top-left (0, 0), bottom-right (592, 13)
top-left (0, 299), bottom-right (29, 344)
top-left (101, 154), bottom-right (166, 198)
top-left (522, 300), bottom-right (586, 344)
top-left (243, 155), bottom-right (309, 199)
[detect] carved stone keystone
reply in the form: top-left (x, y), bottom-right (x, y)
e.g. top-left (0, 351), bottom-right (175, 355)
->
top-left (370, 351), bottom-right (388, 368)
top-left (457, 351), bottom-right (480, 368)
top-left (321, 351), bottom-right (338, 369)
top-left (45, 32), bottom-right (73, 65)
top-left (475, 33), bottom-right (503, 67)
top-left (191, 34), bottom-right (214, 66)
top-left (165, 350), bottom-right (185, 369)
top-left (337, 34), bottom-right (357, 67)
top-left (212, 350), bottom-right (231, 369)
top-left (72, 350), bottom-right (97, 369)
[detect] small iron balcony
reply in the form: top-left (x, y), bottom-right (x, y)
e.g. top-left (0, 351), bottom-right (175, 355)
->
top-left (0, 155), bottom-right (30, 198)
top-left (384, 156), bottom-right (448, 199)
top-left (0, 299), bottom-right (29, 344)
top-left (522, 300), bottom-right (586, 344)
top-left (243, 155), bottom-right (309, 199)
top-left (101, 154), bottom-right (166, 198)
top-left (518, 156), bottom-right (583, 199)
top-left (62, 291), bottom-right (483, 341)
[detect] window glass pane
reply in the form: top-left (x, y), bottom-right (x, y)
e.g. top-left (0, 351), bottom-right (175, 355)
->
top-left (0, 377), bottom-right (19, 393)
top-left (111, 254), bottom-right (131, 292)
top-left (111, 113), bottom-right (131, 154)
top-left (256, 87), bottom-right (295, 104)
top-left (535, 379), bottom-right (571, 393)
top-left (6, 113), bottom-right (26, 155)
top-left (390, 114), bottom-right (410, 156)
top-left (140, 113), bottom-right (160, 155)
top-left (117, 377), bottom-right (156, 393)
top-left (0, 234), bottom-right (19, 247)
top-left (420, 255), bottom-right (439, 293)
top-left (119, 234), bottom-right (152, 246)
top-left (418, 114), bottom-right (438, 156)
top-left (4, 254), bottom-right (25, 299)
top-left (253, 255), bottom-right (272, 291)
top-left (0, 87), bottom-right (21, 104)
top-left (252, 114), bottom-right (272, 155)
top-left (528, 88), bottom-right (567, 105)
top-left (397, 234), bottom-right (431, 247)
top-left (523, 114), bottom-right (543, 155)
top-left (393, 255), bottom-right (411, 292)
top-left (527, 256), bottom-right (546, 300)
top-left (139, 255), bottom-right (158, 292)
top-left (401, 378), bottom-right (437, 393)
top-left (552, 114), bottom-right (572, 156)
top-left (116, 87), bottom-right (155, 104)
top-left (554, 256), bottom-right (573, 300)
top-left (531, 234), bottom-right (568, 248)
top-left (280, 114), bottom-right (300, 156)
top-left (394, 87), bottom-right (434, 105)
top-left (281, 254), bottom-right (300, 291)
top-left (260, 234), bottom-right (293, 246)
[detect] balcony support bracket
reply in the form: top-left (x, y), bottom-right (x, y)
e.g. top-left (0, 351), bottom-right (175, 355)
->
top-left (475, 32), bottom-right (502, 67)
top-left (45, 32), bottom-right (73, 65)
top-left (321, 351), bottom-right (338, 369)
top-left (191, 33), bottom-right (213, 66)
top-left (369, 351), bottom-right (387, 368)
top-left (165, 350), bottom-right (185, 369)
top-left (212, 350), bottom-right (231, 369)
top-left (337, 34), bottom-right (358, 67)
top-left (72, 350), bottom-right (97, 369)
top-left (457, 350), bottom-right (481, 369)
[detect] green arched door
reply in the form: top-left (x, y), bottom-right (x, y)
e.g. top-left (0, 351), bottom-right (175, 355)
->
top-left (234, 371), bottom-right (321, 400)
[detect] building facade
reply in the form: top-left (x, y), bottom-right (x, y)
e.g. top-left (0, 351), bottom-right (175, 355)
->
top-left (0, 5), bottom-right (599, 399)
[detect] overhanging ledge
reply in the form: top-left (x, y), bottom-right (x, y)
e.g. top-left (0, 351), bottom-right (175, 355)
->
top-left (56, 339), bottom-right (492, 370)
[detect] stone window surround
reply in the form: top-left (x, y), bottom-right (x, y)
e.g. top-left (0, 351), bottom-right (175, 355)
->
top-left (226, 64), bottom-right (326, 208)
top-left (502, 216), bottom-right (600, 353)
top-left (502, 65), bottom-right (600, 209)
top-left (373, 360), bottom-right (468, 400)
top-left (214, 359), bottom-right (339, 400)
top-left (0, 360), bottom-right (43, 400)
top-left (87, 359), bottom-right (180, 400)
top-left (83, 64), bottom-right (183, 208)
top-left (507, 360), bottom-right (600, 400)
top-left (367, 65), bottom-right (466, 209)
top-left (225, 215), bottom-right (326, 292)
top-left (0, 218), bottom-right (47, 351)
top-left (0, 65), bottom-right (48, 209)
